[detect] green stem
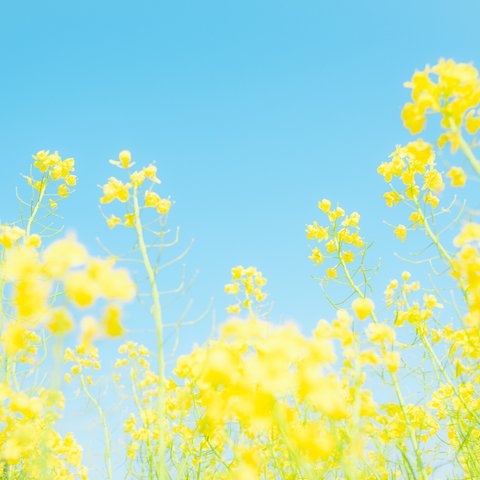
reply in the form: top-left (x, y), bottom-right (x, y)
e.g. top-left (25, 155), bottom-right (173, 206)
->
top-left (414, 201), bottom-right (452, 265)
top-left (133, 186), bottom-right (166, 480)
top-left (448, 118), bottom-right (480, 176)
top-left (79, 374), bottom-right (113, 480)
top-left (26, 177), bottom-right (47, 238)
top-left (458, 134), bottom-right (480, 176)
top-left (130, 367), bottom-right (155, 479)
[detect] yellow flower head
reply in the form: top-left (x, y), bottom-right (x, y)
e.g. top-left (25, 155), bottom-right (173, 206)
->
top-left (47, 308), bottom-right (74, 335)
top-left (110, 150), bottom-right (134, 169)
top-left (157, 198), bottom-right (172, 215)
top-left (100, 177), bottom-right (131, 204)
top-left (318, 199), bottom-right (331, 213)
top-left (106, 214), bottom-right (121, 229)
top-left (102, 304), bottom-right (125, 337)
top-left (143, 164), bottom-right (161, 183)
top-left (394, 224), bottom-right (407, 242)
top-left (309, 247), bottom-right (324, 265)
top-left (352, 297), bottom-right (375, 320)
top-left (366, 323), bottom-right (396, 345)
top-left (402, 59), bottom-right (480, 139)
top-left (446, 166), bottom-right (466, 187)
top-left (0, 225), bottom-right (25, 248)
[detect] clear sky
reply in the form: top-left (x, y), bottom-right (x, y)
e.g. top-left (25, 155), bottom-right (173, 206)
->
top-left (1, 0), bottom-right (479, 475)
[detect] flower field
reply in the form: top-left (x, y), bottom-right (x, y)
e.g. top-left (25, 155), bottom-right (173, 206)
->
top-left (1, 58), bottom-right (480, 479)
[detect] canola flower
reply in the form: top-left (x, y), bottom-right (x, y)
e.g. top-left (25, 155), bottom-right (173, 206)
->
top-left (1, 59), bottom-right (480, 479)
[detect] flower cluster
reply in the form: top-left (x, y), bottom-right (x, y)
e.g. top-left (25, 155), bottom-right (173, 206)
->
top-left (0, 384), bottom-right (87, 479)
top-left (169, 303), bottom-right (403, 478)
top-left (100, 150), bottom-right (169, 229)
top-left (377, 139), bottom-right (447, 241)
top-left (402, 59), bottom-right (480, 146)
top-left (224, 265), bottom-right (267, 314)
top-left (306, 200), bottom-right (364, 278)
top-left (0, 235), bottom-right (135, 357)
top-left (31, 150), bottom-right (76, 199)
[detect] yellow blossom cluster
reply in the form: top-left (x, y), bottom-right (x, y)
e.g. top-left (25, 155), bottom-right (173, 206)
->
top-left (306, 200), bottom-right (364, 277)
top-left (377, 139), bottom-right (447, 241)
top-left (402, 59), bottom-right (480, 148)
top-left (0, 384), bottom-right (87, 479)
top-left (113, 342), bottom-right (169, 473)
top-left (0, 234), bottom-right (135, 358)
top-left (225, 265), bottom-right (267, 313)
top-left (64, 345), bottom-right (101, 384)
top-left (100, 150), bottom-right (170, 229)
top-left (31, 150), bottom-right (76, 199)
top-left (170, 313), bottom-right (383, 477)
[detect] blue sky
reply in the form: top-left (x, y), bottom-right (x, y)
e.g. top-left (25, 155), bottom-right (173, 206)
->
top-left (1, 0), bottom-right (479, 475)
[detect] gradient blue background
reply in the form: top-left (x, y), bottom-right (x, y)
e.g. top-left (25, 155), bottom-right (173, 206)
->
top-left (0, 0), bottom-right (478, 476)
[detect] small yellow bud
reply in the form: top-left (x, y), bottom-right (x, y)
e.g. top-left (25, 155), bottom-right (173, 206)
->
top-left (119, 150), bottom-right (132, 168)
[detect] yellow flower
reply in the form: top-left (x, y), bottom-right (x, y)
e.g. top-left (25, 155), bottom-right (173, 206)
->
top-left (0, 225), bottom-right (25, 248)
top-left (2, 323), bottom-right (28, 356)
top-left (14, 277), bottom-right (51, 321)
top-left (3, 246), bottom-right (41, 281)
top-left (466, 109), bottom-right (480, 134)
top-left (58, 184), bottom-right (70, 197)
top-left (65, 174), bottom-right (77, 186)
top-left (110, 150), bottom-right (135, 169)
top-left (100, 177), bottom-right (131, 203)
top-left (157, 198), bottom-right (171, 215)
top-left (25, 234), bottom-right (41, 248)
top-left (224, 283), bottom-right (240, 295)
top-left (352, 297), bottom-right (375, 320)
top-left (403, 59), bottom-right (480, 141)
top-left (145, 191), bottom-right (161, 208)
top-left (401, 101), bottom-right (427, 135)
top-left (119, 150), bottom-right (132, 168)
top-left (226, 304), bottom-right (241, 314)
top-left (143, 164), bottom-right (161, 183)
top-left (124, 213), bottom-right (135, 227)
top-left (326, 267), bottom-right (337, 278)
top-left (384, 351), bottom-right (400, 373)
top-left (306, 222), bottom-right (329, 241)
top-left (383, 191), bottom-right (402, 207)
top-left (409, 211), bottom-right (424, 228)
top-left (446, 166), bottom-right (466, 187)
top-left (328, 207), bottom-right (345, 222)
top-left (43, 236), bottom-right (89, 278)
top-left (424, 191), bottom-right (439, 208)
top-left (107, 214), bottom-right (121, 229)
top-left (309, 247), bottom-right (324, 265)
top-left (32, 150), bottom-right (62, 172)
top-left (231, 265), bottom-right (244, 279)
top-left (47, 308), bottom-right (74, 335)
top-left (453, 222), bottom-right (480, 247)
top-left (65, 271), bottom-right (97, 307)
top-left (325, 240), bottom-right (336, 253)
top-left (318, 199), bottom-right (331, 213)
top-left (394, 224), bottom-right (407, 242)
top-left (80, 316), bottom-right (100, 345)
top-left (342, 212), bottom-right (360, 227)
top-left (423, 169), bottom-right (444, 193)
top-left (102, 304), bottom-right (125, 337)
top-left (366, 323), bottom-right (395, 344)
